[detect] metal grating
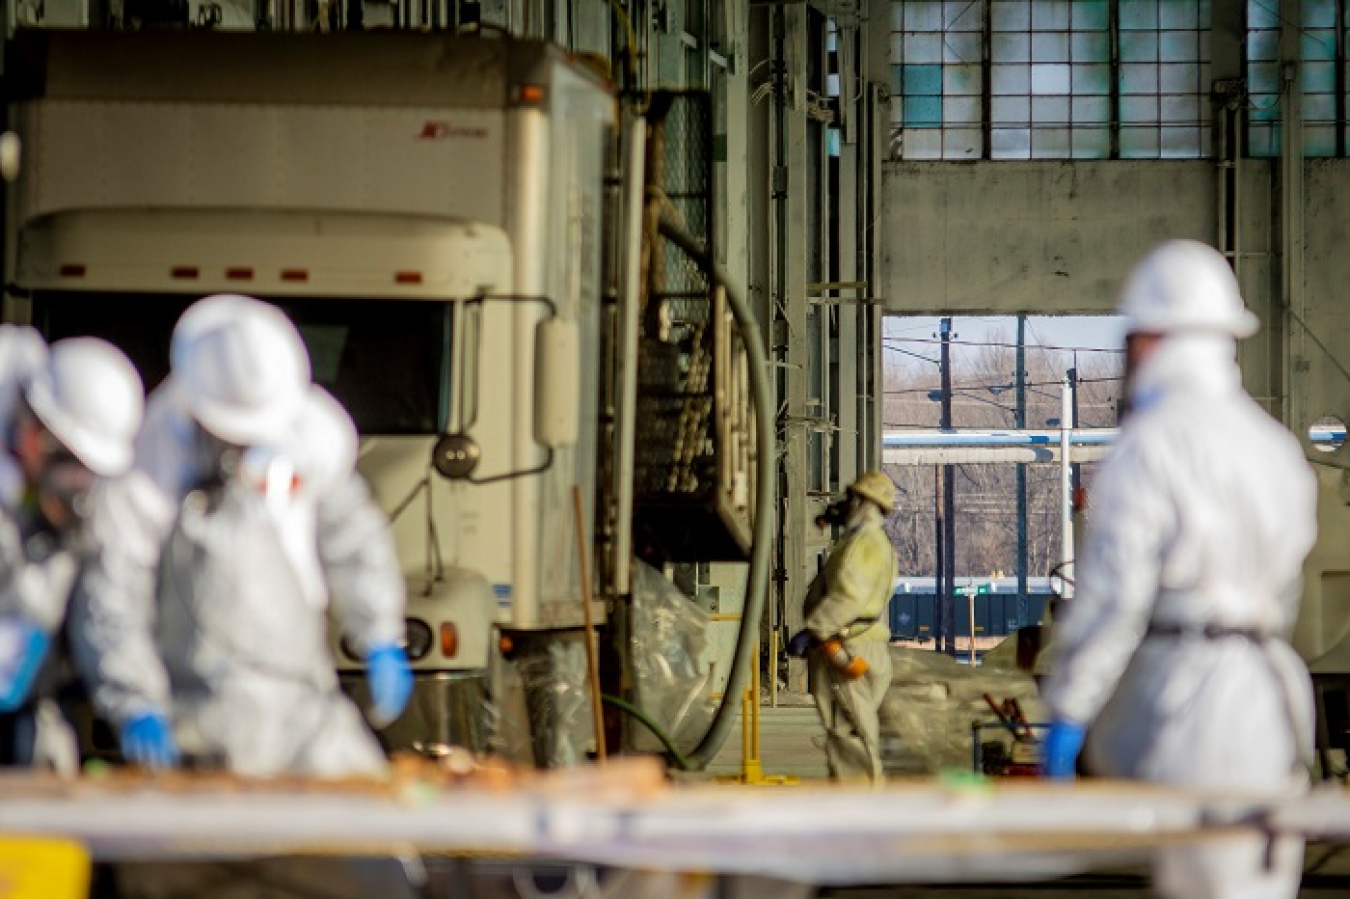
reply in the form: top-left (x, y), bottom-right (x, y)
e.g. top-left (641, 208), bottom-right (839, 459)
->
top-left (632, 91), bottom-right (754, 563)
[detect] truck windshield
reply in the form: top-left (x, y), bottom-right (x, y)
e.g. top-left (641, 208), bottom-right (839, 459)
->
top-left (31, 291), bottom-right (450, 436)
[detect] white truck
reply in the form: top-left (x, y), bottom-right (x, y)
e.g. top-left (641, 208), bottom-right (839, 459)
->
top-left (2, 29), bottom-right (770, 769)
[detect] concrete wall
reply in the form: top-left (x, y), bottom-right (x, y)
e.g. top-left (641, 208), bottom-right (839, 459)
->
top-left (882, 160), bottom-right (1216, 314)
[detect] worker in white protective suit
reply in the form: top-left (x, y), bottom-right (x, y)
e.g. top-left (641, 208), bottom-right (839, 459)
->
top-left (72, 294), bottom-right (412, 776)
top-left (787, 470), bottom-right (899, 782)
top-left (1041, 239), bottom-right (1318, 899)
top-left (0, 329), bottom-right (143, 772)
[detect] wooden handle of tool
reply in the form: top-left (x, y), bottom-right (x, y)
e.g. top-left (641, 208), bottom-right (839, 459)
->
top-left (572, 485), bottom-right (607, 764)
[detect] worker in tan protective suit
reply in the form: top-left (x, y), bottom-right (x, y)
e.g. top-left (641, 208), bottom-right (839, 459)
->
top-left (1042, 240), bottom-right (1318, 899)
top-left (788, 470), bottom-right (898, 783)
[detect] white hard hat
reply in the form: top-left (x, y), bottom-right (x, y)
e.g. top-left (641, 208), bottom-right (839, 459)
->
top-left (23, 337), bottom-right (144, 477)
top-left (170, 294), bottom-right (311, 445)
top-left (1117, 240), bottom-right (1259, 339)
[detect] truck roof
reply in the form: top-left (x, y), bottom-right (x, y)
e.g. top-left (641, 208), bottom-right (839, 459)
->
top-left (6, 30), bottom-right (606, 108)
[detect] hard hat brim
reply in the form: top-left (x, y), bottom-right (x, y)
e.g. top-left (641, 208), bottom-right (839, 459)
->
top-left (25, 373), bottom-right (132, 477)
top-left (175, 376), bottom-right (307, 447)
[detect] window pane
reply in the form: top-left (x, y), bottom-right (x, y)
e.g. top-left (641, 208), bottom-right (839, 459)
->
top-left (904, 33), bottom-right (943, 64)
top-left (945, 64), bottom-right (983, 94)
top-left (1033, 1), bottom-right (1071, 30)
top-left (904, 95), bottom-right (944, 126)
top-left (991, 1), bottom-right (1030, 31)
top-left (991, 127), bottom-right (1032, 158)
top-left (1120, 31), bottom-right (1160, 61)
top-left (906, 0), bottom-right (943, 30)
top-left (1033, 95), bottom-right (1070, 125)
top-left (1160, 63), bottom-right (1199, 93)
top-left (945, 32), bottom-right (981, 63)
top-left (1032, 64), bottom-right (1072, 94)
top-left (1032, 128), bottom-right (1071, 157)
top-left (945, 128), bottom-right (983, 157)
top-left (1304, 61), bottom-right (1337, 92)
top-left (993, 33), bottom-right (1032, 62)
top-left (1074, 63), bottom-right (1112, 94)
top-left (1119, 0), bottom-right (1159, 30)
top-left (904, 64), bottom-right (943, 95)
top-left (1160, 31), bottom-right (1198, 61)
top-left (1072, 127), bottom-right (1111, 157)
top-left (1120, 126), bottom-right (1161, 156)
top-left (1074, 0), bottom-right (1109, 30)
top-left (944, 96), bottom-right (981, 123)
top-left (903, 128), bottom-right (944, 158)
top-left (1158, 2), bottom-right (1197, 28)
top-left (1161, 95), bottom-right (1200, 123)
top-left (1121, 95), bottom-right (1159, 122)
top-left (1160, 126), bottom-right (1200, 157)
top-left (1121, 63), bottom-right (1160, 94)
top-left (1305, 125), bottom-right (1338, 157)
top-left (1033, 32), bottom-right (1070, 62)
top-left (1072, 96), bottom-right (1111, 122)
top-left (992, 64), bottom-right (1031, 95)
top-left (1072, 31), bottom-right (1110, 60)
top-left (993, 96), bottom-right (1031, 124)
top-left (1302, 30), bottom-right (1336, 62)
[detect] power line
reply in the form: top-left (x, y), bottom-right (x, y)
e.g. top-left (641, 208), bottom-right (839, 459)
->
top-left (884, 336), bottom-right (1125, 355)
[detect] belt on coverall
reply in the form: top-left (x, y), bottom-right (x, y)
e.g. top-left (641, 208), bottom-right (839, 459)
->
top-left (1147, 623), bottom-right (1275, 641)
top-left (1147, 620), bottom-right (1311, 772)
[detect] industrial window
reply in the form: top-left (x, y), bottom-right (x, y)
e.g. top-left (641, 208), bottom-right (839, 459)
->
top-left (889, 0), bottom-right (1212, 159)
top-left (1246, 0), bottom-right (1343, 157)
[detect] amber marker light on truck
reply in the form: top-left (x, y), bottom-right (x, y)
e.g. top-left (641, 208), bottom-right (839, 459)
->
top-left (170, 266), bottom-right (199, 280)
top-left (394, 271), bottom-right (423, 285)
top-left (440, 623), bottom-right (459, 659)
top-left (225, 267), bottom-right (254, 281)
top-left (57, 264), bottom-right (85, 277)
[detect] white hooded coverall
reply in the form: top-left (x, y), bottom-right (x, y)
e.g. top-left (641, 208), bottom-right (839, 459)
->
top-left (803, 504), bottom-right (898, 782)
top-left (1043, 334), bottom-right (1318, 899)
top-left (73, 379), bottom-right (406, 777)
top-left (0, 326), bottom-right (82, 772)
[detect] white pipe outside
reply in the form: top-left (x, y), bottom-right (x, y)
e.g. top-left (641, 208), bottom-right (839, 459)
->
top-left (1060, 376), bottom-right (1074, 600)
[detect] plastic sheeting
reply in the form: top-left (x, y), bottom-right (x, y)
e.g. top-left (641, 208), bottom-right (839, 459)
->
top-left (879, 643), bottom-right (1045, 775)
top-left (630, 562), bottom-right (714, 755)
top-left (512, 636), bottom-right (594, 769)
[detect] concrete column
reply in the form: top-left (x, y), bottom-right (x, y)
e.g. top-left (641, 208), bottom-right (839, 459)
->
top-left (777, 3), bottom-right (811, 692)
top-left (1280, 0), bottom-right (1305, 432)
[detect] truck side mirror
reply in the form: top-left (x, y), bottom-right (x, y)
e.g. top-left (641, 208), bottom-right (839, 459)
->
top-left (534, 317), bottom-right (580, 449)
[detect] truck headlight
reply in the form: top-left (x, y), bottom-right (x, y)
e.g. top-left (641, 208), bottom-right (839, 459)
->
top-left (404, 618), bottom-right (434, 661)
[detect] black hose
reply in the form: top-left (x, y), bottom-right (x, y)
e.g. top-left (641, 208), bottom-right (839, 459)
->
top-left (601, 693), bottom-right (691, 771)
top-left (657, 214), bottom-right (774, 771)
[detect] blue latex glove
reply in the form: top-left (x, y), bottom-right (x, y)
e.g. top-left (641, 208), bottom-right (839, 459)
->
top-left (120, 713), bottom-right (180, 770)
top-left (366, 643), bottom-right (412, 726)
top-left (0, 620), bottom-right (51, 712)
top-left (786, 629), bottom-right (814, 659)
top-left (1042, 719), bottom-right (1088, 780)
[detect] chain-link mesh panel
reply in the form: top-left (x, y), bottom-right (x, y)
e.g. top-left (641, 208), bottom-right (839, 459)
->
top-left (632, 91), bottom-right (754, 563)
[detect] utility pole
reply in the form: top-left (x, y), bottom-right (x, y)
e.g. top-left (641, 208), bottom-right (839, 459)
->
top-left (939, 317), bottom-right (956, 656)
top-left (1068, 364), bottom-right (1081, 500)
top-left (1015, 315), bottom-right (1028, 628)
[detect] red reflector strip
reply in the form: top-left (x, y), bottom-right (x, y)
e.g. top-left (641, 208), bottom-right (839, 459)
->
top-left (171, 266), bottom-right (199, 279)
top-left (58, 264), bottom-right (86, 277)
top-left (226, 267), bottom-right (254, 281)
top-left (281, 269), bottom-right (309, 283)
top-left (395, 272), bottom-right (423, 285)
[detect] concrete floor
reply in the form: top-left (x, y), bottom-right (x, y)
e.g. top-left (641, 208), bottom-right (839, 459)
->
top-left (703, 704), bottom-right (1350, 897)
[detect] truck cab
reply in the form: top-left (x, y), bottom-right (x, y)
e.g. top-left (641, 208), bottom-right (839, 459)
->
top-left (5, 30), bottom-right (615, 765)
